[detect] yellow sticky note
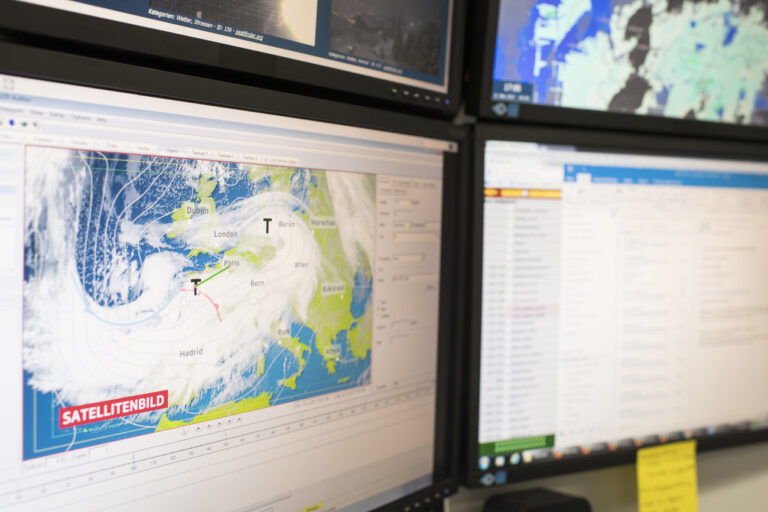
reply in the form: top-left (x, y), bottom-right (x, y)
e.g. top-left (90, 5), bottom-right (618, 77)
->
top-left (637, 440), bottom-right (699, 512)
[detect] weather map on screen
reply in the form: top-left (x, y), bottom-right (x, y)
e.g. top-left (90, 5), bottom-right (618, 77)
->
top-left (23, 148), bottom-right (373, 459)
top-left (491, 0), bottom-right (768, 126)
top-left (1, 71), bottom-right (451, 512)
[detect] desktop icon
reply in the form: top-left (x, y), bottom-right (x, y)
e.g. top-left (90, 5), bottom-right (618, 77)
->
top-left (494, 455), bottom-right (505, 467)
top-left (478, 456), bottom-right (490, 471)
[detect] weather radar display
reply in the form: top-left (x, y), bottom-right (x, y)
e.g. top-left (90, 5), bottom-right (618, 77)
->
top-left (491, 0), bottom-right (768, 126)
top-left (23, 148), bottom-right (373, 459)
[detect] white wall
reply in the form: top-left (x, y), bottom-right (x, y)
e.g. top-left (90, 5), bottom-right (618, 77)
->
top-left (447, 441), bottom-right (768, 511)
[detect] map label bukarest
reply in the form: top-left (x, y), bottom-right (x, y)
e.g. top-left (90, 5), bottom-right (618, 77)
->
top-left (23, 147), bottom-right (374, 460)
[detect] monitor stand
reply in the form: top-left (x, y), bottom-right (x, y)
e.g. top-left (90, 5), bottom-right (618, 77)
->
top-left (483, 488), bottom-right (592, 512)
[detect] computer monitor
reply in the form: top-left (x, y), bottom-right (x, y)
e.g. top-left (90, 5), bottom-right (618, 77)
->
top-left (466, 123), bottom-right (768, 487)
top-left (467, 0), bottom-right (768, 140)
top-left (0, 42), bottom-right (463, 510)
top-left (0, 0), bottom-right (464, 115)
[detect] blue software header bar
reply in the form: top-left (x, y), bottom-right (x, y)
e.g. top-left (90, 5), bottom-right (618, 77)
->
top-left (564, 164), bottom-right (768, 190)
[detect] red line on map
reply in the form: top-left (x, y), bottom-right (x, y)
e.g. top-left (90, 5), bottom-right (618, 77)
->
top-left (180, 288), bottom-right (222, 323)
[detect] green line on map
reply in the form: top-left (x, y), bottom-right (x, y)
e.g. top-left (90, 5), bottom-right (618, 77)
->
top-left (196, 266), bottom-right (231, 288)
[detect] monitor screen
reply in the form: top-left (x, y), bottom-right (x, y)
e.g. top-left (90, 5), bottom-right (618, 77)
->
top-left (11, 0), bottom-right (454, 103)
top-left (486, 0), bottom-right (768, 127)
top-left (469, 130), bottom-right (768, 487)
top-left (0, 71), bottom-right (457, 510)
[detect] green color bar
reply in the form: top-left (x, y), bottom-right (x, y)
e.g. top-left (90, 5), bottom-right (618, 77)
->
top-left (479, 434), bottom-right (555, 457)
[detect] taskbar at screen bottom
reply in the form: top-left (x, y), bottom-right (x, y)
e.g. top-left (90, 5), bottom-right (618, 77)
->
top-left (473, 417), bottom-right (768, 487)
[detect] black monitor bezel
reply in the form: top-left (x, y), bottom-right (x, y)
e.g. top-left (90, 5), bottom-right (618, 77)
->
top-left (467, 0), bottom-right (768, 143)
top-left (0, 40), bottom-right (464, 510)
top-left (0, 0), bottom-right (465, 117)
top-left (464, 122), bottom-right (768, 488)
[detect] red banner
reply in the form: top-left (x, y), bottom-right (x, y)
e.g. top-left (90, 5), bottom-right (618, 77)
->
top-left (58, 390), bottom-right (169, 429)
